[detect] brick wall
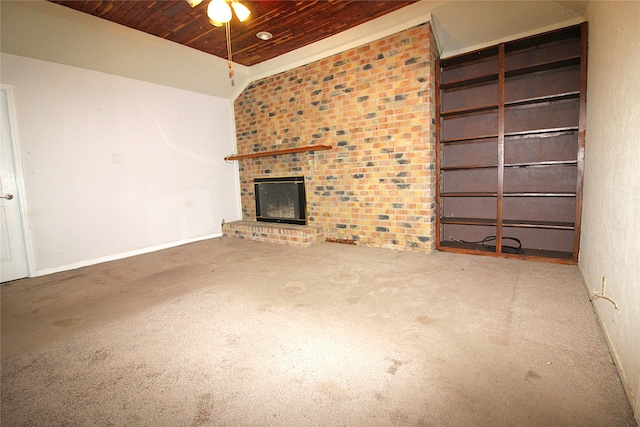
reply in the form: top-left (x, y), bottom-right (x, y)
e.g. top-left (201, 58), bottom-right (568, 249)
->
top-left (233, 23), bottom-right (438, 252)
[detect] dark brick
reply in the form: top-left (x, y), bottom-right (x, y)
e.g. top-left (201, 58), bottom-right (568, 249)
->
top-left (376, 226), bottom-right (389, 232)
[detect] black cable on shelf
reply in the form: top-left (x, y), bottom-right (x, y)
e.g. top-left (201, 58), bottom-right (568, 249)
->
top-left (450, 236), bottom-right (524, 254)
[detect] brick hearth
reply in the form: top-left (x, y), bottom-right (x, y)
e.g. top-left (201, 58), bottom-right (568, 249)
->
top-left (222, 220), bottom-right (324, 248)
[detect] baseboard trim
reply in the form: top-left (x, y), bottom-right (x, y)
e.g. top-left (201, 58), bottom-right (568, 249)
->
top-left (35, 233), bottom-right (222, 277)
top-left (577, 264), bottom-right (637, 422)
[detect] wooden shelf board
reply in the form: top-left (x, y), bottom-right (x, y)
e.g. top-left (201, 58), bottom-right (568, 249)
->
top-left (440, 217), bottom-right (574, 230)
top-left (440, 134), bottom-right (499, 145)
top-left (441, 192), bottom-right (575, 198)
top-left (441, 47), bottom-right (499, 69)
top-left (437, 240), bottom-right (575, 263)
top-left (441, 164), bottom-right (497, 171)
top-left (505, 56), bottom-right (580, 78)
top-left (439, 73), bottom-right (499, 91)
top-left (440, 104), bottom-right (498, 118)
top-left (505, 127), bottom-right (579, 139)
top-left (502, 219), bottom-right (575, 230)
top-left (505, 128), bottom-right (578, 140)
top-left (442, 160), bottom-right (577, 170)
top-left (225, 144), bottom-right (332, 161)
top-left (505, 91), bottom-right (580, 109)
top-left (504, 160), bottom-right (577, 168)
top-left (440, 217), bottom-right (497, 226)
top-left (504, 192), bottom-right (576, 197)
top-left (504, 25), bottom-right (582, 54)
top-left (440, 192), bottom-right (497, 197)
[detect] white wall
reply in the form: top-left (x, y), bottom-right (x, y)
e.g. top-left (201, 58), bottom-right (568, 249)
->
top-left (1, 53), bottom-right (241, 275)
top-left (581, 1), bottom-right (640, 420)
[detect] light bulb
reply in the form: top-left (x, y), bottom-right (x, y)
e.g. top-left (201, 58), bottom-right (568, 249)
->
top-left (231, 1), bottom-right (251, 22)
top-left (207, 0), bottom-right (232, 24)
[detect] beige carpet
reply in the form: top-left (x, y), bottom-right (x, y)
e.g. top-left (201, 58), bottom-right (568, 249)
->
top-left (1, 238), bottom-right (635, 426)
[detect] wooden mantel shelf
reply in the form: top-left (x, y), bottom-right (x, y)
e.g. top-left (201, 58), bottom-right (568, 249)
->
top-left (225, 144), bottom-right (332, 161)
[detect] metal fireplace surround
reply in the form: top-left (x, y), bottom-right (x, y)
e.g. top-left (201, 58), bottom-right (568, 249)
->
top-left (254, 176), bottom-right (307, 225)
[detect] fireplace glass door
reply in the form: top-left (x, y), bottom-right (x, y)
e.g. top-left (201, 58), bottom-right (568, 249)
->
top-left (254, 176), bottom-right (306, 225)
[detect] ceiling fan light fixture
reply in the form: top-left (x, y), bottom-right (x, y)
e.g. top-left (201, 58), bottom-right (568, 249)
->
top-left (256, 31), bottom-right (273, 41)
top-left (186, 0), bottom-right (203, 7)
top-left (207, 0), bottom-right (232, 24)
top-left (231, 1), bottom-right (251, 22)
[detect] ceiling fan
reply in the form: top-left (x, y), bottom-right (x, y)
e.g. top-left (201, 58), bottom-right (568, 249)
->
top-left (185, 0), bottom-right (253, 83)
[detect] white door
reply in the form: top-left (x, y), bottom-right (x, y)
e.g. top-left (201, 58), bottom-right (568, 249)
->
top-left (1, 88), bottom-right (28, 282)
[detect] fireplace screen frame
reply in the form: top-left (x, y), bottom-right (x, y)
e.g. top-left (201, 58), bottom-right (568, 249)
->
top-left (254, 176), bottom-right (307, 225)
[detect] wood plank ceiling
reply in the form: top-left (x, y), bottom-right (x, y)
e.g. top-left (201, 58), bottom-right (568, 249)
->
top-left (48, 1), bottom-right (418, 67)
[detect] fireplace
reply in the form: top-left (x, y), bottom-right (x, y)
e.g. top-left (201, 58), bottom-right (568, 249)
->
top-left (254, 176), bottom-right (307, 225)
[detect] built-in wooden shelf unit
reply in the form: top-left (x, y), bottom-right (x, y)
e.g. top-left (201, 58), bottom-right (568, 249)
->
top-left (436, 23), bottom-right (588, 264)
